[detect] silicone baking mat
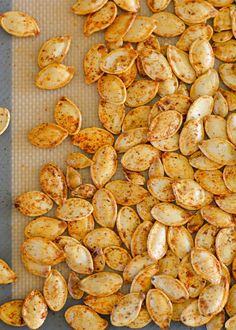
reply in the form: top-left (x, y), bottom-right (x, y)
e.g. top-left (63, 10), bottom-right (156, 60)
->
top-left (0, 0), bottom-right (205, 328)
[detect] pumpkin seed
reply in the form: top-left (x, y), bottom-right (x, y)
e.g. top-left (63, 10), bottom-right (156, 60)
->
top-left (0, 11), bottom-right (40, 37)
top-left (66, 167), bottom-right (82, 190)
top-left (162, 152), bottom-right (194, 179)
top-left (194, 169), bottom-right (229, 195)
top-left (198, 276), bottom-right (229, 317)
top-left (123, 253), bottom-right (154, 283)
top-left (64, 242), bottom-right (93, 274)
top-left (15, 191), bottom-right (53, 217)
top-left (78, 272), bottom-right (123, 297)
top-left (24, 216), bottom-right (67, 239)
top-left (205, 115), bottom-right (227, 139)
top-left (195, 224), bottom-right (218, 254)
top-left (72, 127), bottom-right (114, 154)
top-left (158, 74), bottom-right (179, 97)
top-left (131, 221), bottom-right (153, 257)
top-left (118, 62), bottom-right (137, 88)
top-left (100, 47), bottom-right (137, 75)
top-left (189, 39), bottom-right (214, 76)
top-left (187, 211), bottom-right (204, 234)
top-left (66, 152), bottom-right (93, 169)
top-left (91, 145), bottom-right (117, 188)
top-left (122, 106), bottom-right (150, 131)
top-left (36, 63), bottom-right (75, 90)
top-left (190, 68), bottom-right (219, 100)
top-left (122, 144), bottom-right (159, 172)
top-left (136, 194), bottom-right (158, 221)
top-left (43, 270), bottom-right (67, 311)
top-left (201, 205), bottom-right (235, 228)
top-left (179, 119), bottom-right (204, 156)
top-left (148, 110), bottom-right (183, 142)
top-left (124, 170), bottom-right (145, 186)
top-left (139, 48), bottom-right (172, 82)
top-left (152, 12), bottom-right (185, 37)
top-left (215, 193), bottom-right (236, 214)
top-left (111, 292), bottom-right (144, 326)
top-left (213, 31), bottom-right (233, 43)
top-left (98, 100), bottom-right (125, 134)
top-left (113, 0), bottom-right (140, 12)
top-left (0, 259), bottom-right (17, 284)
top-left (168, 226), bottom-right (194, 260)
top-left (56, 198), bottom-right (93, 222)
top-left (214, 90), bottom-right (229, 118)
top-left (54, 236), bottom-right (79, 250)
top-left (149, 157), bottom-right (164, 179)
top-left (151, 133), bottom-right (180, 152)
top-left (125, 79), bottom-right (159, 107)
top-left (38, 35), bottom-right (71, 68)
top-left (227, 113), bottom-right (236, 145)
top-left (216, 227), bottom-right (236, 265)
top-left (146, 288), bottom-right (172, 329)
top-left (180, 300), bottom-right (212, 326)
top-left (148, 177), bottom-right (175, 202)
top-left (173, 179), bottom-right (211, 210)
top-left (68, 271), bottom-right (84, 300)
top-left (65, 305), bottom-right (108, 330)
top-left (72, 0), bottom-right (109, 15)
top-left (157, 94), bottom-right (192, 115)
top-left (130, 264), bottom-right (159, 293)
top-left (199, 138), bottom-right (236, 165)
top-left (83, 228), bottom-right (121, 251)
top-left (0, 300), bottom-right (25, 327)
top-left (191, 247), bottom-right (222, 285)
top-left (117, 206), bottom-right (140, 249)
top-left (147, 0), bottom-right (171, 11)
top-left (98, 74), bottom-right (126, 105)
top-left (28, 123), bottom-right (68, 148)
top-left (151, 203), bottom-right (192, 227)
top-left (213, 40), bottom-right (236, 63)
top-left (176, 23), bottom-right (213, 51)
top-left (71, 184), bottom-right (96, 199)
top-left (189, 151), bottom-right (223, 170)
top-left (0, 107), bottom-right (10, 136)
top-left (104, 246), bottom-right (131, 271)
top-left (219, 63), bottom-right (236, 91)
top-left (226, 284), bottom-right (236, 317)
top-left (178, 254), bottom-right (206, 298)
top-left (223, 165), bottom-right (236, 192)
top-left (21, 254), bottom-right (51, 278)
top-left (147, 221), bottom-right (167, 260)
top-left (225, 315), bottom-right (236, 329)
top-left (123, 16), bottom-right (156, 42)
top-left (206, 311), bottom-right (225, 330)
top-left (172, 299), bottom-right (195, 322)
top-left (127, 306), bottom-right (151, 329)
top-left (54, 96), bottom-right (81, 135)
top-left (175, 0), bottom-right (217, 24)
top-left (106, 180), bottom-right (149, 205)
top-left (214, 6), bottom-right (232, 32)
top-left (84, 2), bottom-right (117, 36)
top-left (84, 44), bottom-right (107, 84)
top-left (92, 189), bottom-right (117, 228)
top-left (22, 290), bottom-right (48, 329)
top-left (167, 45), bottom-right (196, 84)
top-left (40, 163), bottom-right (67, 206)
top-left (92, 247), bottom-right (106, 272)
top-left (115, 127), bottom-right (148, 153)
top-left (84, 292), bottom-right (123, 315)
top-left (158, 250), bottom-right (180, 278)
top-left (105, 12), bottom-right (136, 42)
top-left (21, 237), bottom-right (65, 266)
top-left (152, 275), bottom-right (189, 303)
top-left (186, 95), bottom-right (213, 122)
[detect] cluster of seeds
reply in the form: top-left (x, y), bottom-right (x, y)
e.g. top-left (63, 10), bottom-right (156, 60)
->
top-left (1, 0), bottom-right (236, 329)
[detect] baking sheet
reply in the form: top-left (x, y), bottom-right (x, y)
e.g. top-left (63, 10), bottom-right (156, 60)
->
top-left (0, 0), bottom-right (205, 328)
